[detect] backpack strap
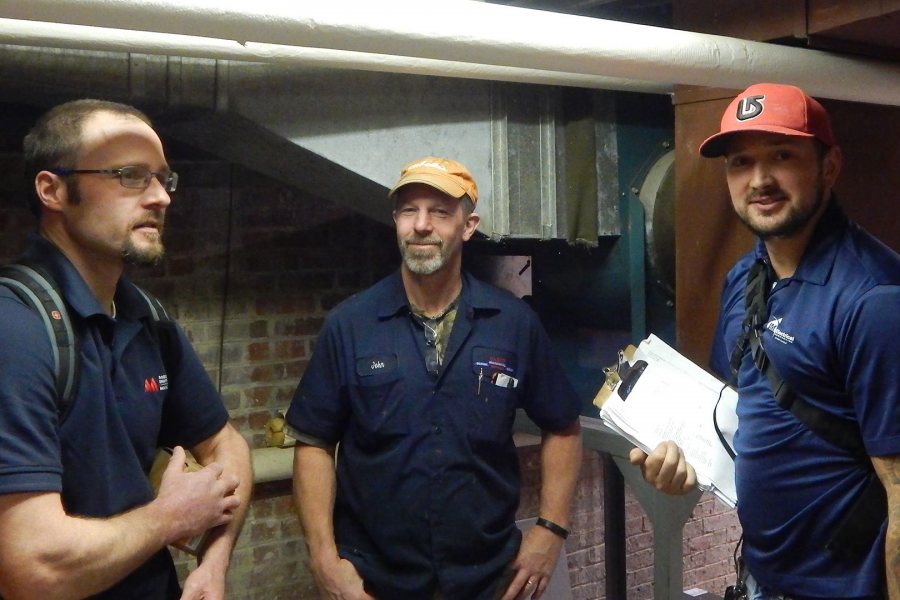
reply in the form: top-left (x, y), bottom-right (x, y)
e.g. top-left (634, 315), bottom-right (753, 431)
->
top-left (0, 263), bottom-right (80, 418)
top-left (0, 264), bottom-right (177, 423)
top-left (132, 284), bottom-right (181, 375)
top-left (134, 285), bottom-right (173, 323)
top-left (732, 258), bottom-right (886, 561)
top-left (738, 258), bottom-right (866, 459)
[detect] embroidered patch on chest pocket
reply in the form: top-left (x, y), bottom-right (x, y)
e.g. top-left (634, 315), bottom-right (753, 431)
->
top-left (356, 354), bottom-right (399, 377)
top-left (471, 346), bottom-right (517, 376)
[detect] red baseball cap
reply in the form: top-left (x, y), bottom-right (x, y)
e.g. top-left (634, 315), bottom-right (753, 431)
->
top-left (699, 83), bottom-right (835, 157)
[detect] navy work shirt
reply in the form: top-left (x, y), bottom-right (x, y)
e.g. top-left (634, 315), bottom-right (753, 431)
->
top-left (286, 270), bottom-right (580, 599)
top-left (711, 203), bottom-right (900, 598)
top-left (0, 235), bottom-right (230, 599)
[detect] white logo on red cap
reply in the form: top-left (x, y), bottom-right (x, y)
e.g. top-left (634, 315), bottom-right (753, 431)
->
top-left (737, 95), bottom-right (765, 121)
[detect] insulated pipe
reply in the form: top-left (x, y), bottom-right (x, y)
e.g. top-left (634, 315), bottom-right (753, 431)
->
top-left (1, 0), bottom-right (900, 106)
top-left (0, 18), bottom-right (669, 94)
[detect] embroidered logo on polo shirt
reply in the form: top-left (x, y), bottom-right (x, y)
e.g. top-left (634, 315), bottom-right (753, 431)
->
top-left (765, 318), bottom-right (795, 345)
top-left (144, 374), bottom-right (169, 393)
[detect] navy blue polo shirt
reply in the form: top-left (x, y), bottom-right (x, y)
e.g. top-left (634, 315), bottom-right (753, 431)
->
top-left (710, 203), bottom-right (900, 598)
top-left (286, 270), bottom-right (580, 599)
top-left (0, 235), bottom-right (230, 599)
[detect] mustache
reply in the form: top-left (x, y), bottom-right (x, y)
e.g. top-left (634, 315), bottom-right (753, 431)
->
top-left (131, 211), bottom-right (166, 231)
top-left (747, 186), bottom-right (787, 203)
top-left (402, 236), bottom-right (442, 247)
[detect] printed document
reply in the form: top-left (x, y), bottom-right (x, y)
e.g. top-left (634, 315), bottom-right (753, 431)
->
top-left (594, 334), bottom-right (738, 507)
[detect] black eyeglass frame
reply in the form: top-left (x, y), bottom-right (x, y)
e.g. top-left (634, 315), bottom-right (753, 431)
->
top-left (51, 165), bottom-right (179, 193)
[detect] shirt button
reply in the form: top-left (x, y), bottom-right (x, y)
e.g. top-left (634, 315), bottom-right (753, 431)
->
top-left (432, 425), bottom-right (441, 434)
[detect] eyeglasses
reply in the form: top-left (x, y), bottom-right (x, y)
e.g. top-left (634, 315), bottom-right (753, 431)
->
top-left (412, 315), bottom-right (441, 376)
top-left (52, 165), bottom-right (179, 193)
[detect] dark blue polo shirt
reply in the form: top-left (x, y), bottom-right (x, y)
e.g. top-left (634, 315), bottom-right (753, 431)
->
top-left (710, 203), bottom-right (900, 598)
top-left (286, 270), bottom-right (580, 599)
top-left (0, 235), bottom-right (230, 599)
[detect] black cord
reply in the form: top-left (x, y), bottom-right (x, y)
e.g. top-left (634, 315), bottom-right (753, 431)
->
top-left (713, 381), bottom-right (736, 460)
top-left (216, 164), bottom-right (235, 393)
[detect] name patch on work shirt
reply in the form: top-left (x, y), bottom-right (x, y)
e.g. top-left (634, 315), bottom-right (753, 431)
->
top-left (356, 354), bottom-right (399, 376)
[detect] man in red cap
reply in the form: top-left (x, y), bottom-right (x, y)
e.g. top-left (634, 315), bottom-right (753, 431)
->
top-left (633, 84), bottom-right (900, 599)
top-left (287, 156), bottom-right (582, 599)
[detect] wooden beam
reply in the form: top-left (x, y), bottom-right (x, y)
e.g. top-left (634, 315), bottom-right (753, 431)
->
top-left (809, 0), bottom-right (900, 33)
top-left (673, 0), bottom-right (806, 41)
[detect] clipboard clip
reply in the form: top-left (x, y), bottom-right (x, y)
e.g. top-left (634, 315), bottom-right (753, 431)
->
top-left (602, 350), bottom-right (627, 390)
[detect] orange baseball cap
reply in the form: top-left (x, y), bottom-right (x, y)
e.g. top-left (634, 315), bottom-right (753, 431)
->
top-left (389, 156), bottom-right (479, 205)
top-left (699, 83), bottom-right (835, 157)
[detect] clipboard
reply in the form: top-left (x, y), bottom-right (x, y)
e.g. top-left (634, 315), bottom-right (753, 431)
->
top-left (593, 335), bottom-right (738, 508)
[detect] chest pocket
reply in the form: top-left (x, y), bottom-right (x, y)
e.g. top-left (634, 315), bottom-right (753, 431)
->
top-left (470, 347), bottom-right (519, 445)
top-left (350, 353), bottom-right (406, 450)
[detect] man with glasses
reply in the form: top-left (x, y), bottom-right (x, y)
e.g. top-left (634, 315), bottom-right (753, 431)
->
top-left (0, 99), bottom-right (251, 599)
top-left (287, 156), bottom-right (583, 600)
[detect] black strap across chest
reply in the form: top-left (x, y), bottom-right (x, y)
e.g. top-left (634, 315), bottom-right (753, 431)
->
top-left (729, 258), bottom-right (886, 562)
top-left (731, 259), bottom-right (867, 459)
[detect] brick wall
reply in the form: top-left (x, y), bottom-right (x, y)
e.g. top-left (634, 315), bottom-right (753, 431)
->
top-left (0, 152), bottom-right (740, 599)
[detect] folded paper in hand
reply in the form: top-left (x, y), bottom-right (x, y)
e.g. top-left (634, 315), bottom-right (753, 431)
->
top-left (593, 334), bottom-right (738, 508)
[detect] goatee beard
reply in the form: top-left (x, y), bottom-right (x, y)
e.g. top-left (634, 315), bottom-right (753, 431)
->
top-left (122, 235), bottom-right (165, 266)
top-left (400, 238), bottom-right (444, 275)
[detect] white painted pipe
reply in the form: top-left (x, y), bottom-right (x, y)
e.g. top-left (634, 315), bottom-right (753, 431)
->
top-left (1, 0), bottom-right (899, 105)
top-left (0, 18), bottom-right (669, 94)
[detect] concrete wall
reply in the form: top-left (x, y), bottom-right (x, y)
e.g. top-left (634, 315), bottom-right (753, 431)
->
top-left (0, 145), bottom-right (740, 598)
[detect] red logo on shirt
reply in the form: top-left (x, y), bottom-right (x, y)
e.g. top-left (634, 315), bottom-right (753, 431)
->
top-left (144, 377), bottom-right (160, 393)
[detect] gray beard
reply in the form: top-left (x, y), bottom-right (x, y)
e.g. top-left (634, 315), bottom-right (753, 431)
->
top-left (400, 241), bottom-right (445, 275)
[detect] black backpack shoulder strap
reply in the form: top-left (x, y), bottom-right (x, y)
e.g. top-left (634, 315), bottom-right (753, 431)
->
top-left (0, 263), bottom-right (80, 418)
top-left (739, 258), bottom-right (866, 459)
top-left (133, 285), bottom-right (173, 323)
top-left (131, 284), bottom-right (181, 373)
top-left (733, 258), bottom-right (885, 561)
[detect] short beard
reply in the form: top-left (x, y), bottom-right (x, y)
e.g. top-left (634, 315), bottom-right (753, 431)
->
top-left (399, 238), bottom-right (445, 275)
top-left (68, 180), bottom-right (165, 266)
top-left (122, 215), bottom-right (166, 266)
top-left (122, 235), bottom-right (165, 266)
top-left (741, 172), bottom-right (826, 240)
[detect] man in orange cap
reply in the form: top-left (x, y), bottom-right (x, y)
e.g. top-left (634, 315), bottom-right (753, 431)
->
top-left (287, 156), bottom-right (582, 599)
top-left (633, 84), bottom-right (900, 599)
